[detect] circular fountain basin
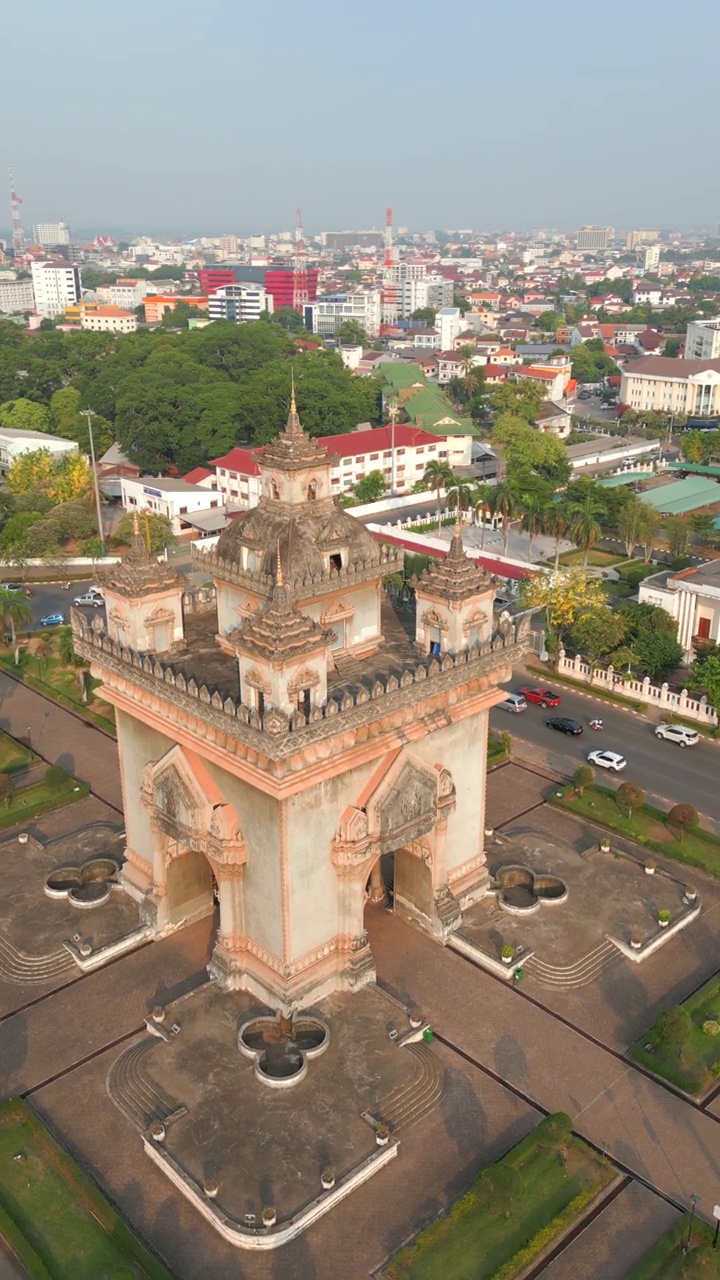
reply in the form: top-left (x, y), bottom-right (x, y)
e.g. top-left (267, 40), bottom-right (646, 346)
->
top-left (239, 1015), bottom-right (330, 1088)
top-left (495, 864), bottom-right (567, 915)
top-left (44, 856), bottom-right (121, 908)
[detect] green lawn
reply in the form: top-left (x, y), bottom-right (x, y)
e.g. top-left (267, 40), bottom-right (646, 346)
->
top-left (630, 973), bottom-right (720, 1095)
top-left (551, 784), bottom-right (720, 878)
top-left (0, 774), bottom-right (89, 830)
top-left (383, 1114), bottom-right (614, 1280)
top-left (0, 650), bottom-right (116, 735)
top-left (0, 731), bottom-right (35, 775)
top-left (626, 1215), bottom-right (720, 1278)
top-left (557, 550), bottom-right (627, 567)
top-left (0, 1099), bottom-right (171, 1279)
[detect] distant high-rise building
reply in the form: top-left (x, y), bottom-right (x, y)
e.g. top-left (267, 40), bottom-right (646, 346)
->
top-left (642, 244), bottom-right (661, 273)
top-left (198, 266), bottom-right (238, 295)
top-left (33, 221), bottom-right (71, 247)
top-left (684, 319), bottom-right (720, 361)
top-left (218, 235), bottom-right (240, 258)
top-left (625, 230), bottom-right (659, 251)
top-left (264, 266), bottom-right (318, 312)
top-left (576, 226), bottom-right (612, 252)
top-left (304, 291), bottom-right (381, 339)
top-left (30, 260), bottom-right (81, 317)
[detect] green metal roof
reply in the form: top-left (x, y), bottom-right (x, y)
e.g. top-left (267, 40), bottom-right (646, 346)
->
top-left (597, 472), bottom-right (650, 488)
top-left (639, 476), bottom-right (720, 514)
top-left (669, 461), bottom-right (720, 478)
top-left (380, 363), bottom-right (477, 436)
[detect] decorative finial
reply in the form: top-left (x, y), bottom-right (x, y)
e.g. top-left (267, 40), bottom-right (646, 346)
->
top-left (275, 541), bottom-right (284, 587)
top-left (454, 516), bottom-right (461, 537)
top-left (132, 512), bottom-right (140, 537)
top-left (290, 369), bottom-right (296, 416)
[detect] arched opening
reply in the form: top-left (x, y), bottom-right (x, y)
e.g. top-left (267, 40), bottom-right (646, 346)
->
top-left (165, 847), bottom-right (216, 929)
top-left (394, 846), bottom-right (433, 925)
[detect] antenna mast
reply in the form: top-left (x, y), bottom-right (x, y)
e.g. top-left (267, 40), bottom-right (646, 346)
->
top-left (292, 207), bottom-right (309, 313)
top-left (9, 168), bottom-right (25, 260)
top-left (381, 205), bottom-right (398, 332)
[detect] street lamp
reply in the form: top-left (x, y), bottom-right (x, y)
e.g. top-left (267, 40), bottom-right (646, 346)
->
top-left (26, 724), bottom-right (31, 750)
top-left (684, 1193), bottom-right (700, 1253)
top-left (81, 410), bottom-right (106, 559)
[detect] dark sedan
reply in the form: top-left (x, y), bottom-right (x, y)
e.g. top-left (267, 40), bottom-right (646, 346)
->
top-left (546, 716), bottom-right (583, 736)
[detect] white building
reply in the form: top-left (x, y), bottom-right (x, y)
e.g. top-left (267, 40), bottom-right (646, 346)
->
top-left (30, 261), bottom-right (81, 318)
top-left (211, 423), bottom-right (461, 507)
top-left (684, 319), bottom-right (720, 361)
top-left (619, 356), bottom-right (720, 416)
top-left (436, 307), bottom-right (463, 351)
top-left (642, 244), bottom-right (661, 273)
top-left (0, 277), bottom-right (35, 314)
top-left (0, 428), bottom-right (78, 471)
top-left (207, 284), bottom-right (273, 323)
top-left (96, 279), bottom-right (147, 310)
top-left (305, 291), bottom-right (381, 338)
top-left (120, 476), bottom-right (222, 535)
top-left (80, 307), bottom-right (137, 333)
top-left (577, 226), bottom-right (612, 251)
top-left (565, 434), bottom-right (661, 473)
top-left (33, 221), bottom-right (71, 247)
top-left (639, 559), bottom-right (720, 659)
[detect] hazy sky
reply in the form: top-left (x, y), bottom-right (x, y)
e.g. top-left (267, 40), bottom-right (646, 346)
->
top-left (4, 0), bottom-right (720, 236)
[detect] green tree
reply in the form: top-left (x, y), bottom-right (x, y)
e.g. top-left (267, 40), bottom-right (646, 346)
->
top-left (472, 482), bottom-right (493, 550)
top-left (664, 516), bottom-right (691, 558)
top-left (633, 629), bottom-right (683, 680)
top-left (690, 513), bottom-right (717, 547)
top-left (567, 608), bottom-right (627, 666)
top-left (543, 503), bottom-right (570, 570)
top-left (491, 414), bottom-right (570, 486)
top-left (518, 567), bottom-right (607, 646)
top-left (656, 1005), bottom-right (691, 1050)
top-left (535, 311), bottom-right (563, 333)
top-left (446, 477), bottom-right (475, 518)
top-left (0, 398), bottom-right (50, 433)
top-left (45, 764), bottom-right (68, 790)
top-left (238, 351), bottom-right (380, 448)
top-left (114, 511), bottom-right (175, 554)
top-left (572, 765), bottom-right (594, 795)
top-left (490, 480), bottom-right (520, 556)
top-left (616, 782), bottom-right (644, 818)
top-left (520, 496), bottom-right (546, 557)
top-left (271, 306), bottom-right (307, 332)
top-left (353, 470), bottom-right (385, 502)
top-left (58, 625), bottom-right (90, 700)
top-left (668, 803), bottom-right (699, 842)
top-left (637, 505), bottom-right (659, 562)
top-left (422, 460), bottom-right (455, 531)
top-left (0, 773), bottom-right (13, 808)
top-left (159, 300), bottom-right (201, 329)
top-left (337, 319), bottom-right (368, 346)
top-left (488, 380), bottom-right (546, 423)
top-left (617, 497), bottom-right (649, 558)
top-left (0, 511), bottom-right (44, 555)
top-left (453, 296), bottom-right (471, 315)
top-left (0, 588), bottom-right (32, 664)
top-left (410, 307), bottom-right (437, 326)
top-left (687, 652), bottom-right (720, 712)
top-left (567, 493), bottom-right (606, 566)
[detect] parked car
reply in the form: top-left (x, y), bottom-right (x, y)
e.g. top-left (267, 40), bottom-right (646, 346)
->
top-left (520, 686), bottom-right (561, 708)
top-left (498, 693), bottom-right (528, 714)
top-left (87, 586), bottom-right (104, 599)
top-left (655, 723), bottom-right (699, 748)
top-left (40, 613), bottom-right (64, 627)
top-left (587, 750), bottom-right (626, 772)
top-left (2, 582), bottom-right (23, 593)
top-left (546, 717), bottom-right (583, 736)
top-left (73, 593), bottom-right (104, 607)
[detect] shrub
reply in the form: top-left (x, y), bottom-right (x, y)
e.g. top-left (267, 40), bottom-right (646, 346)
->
top-left (658, 909), bottom-right (671, 924)
top-left (712, 1061), bottom-right (720, 1078)
top-left (0, 773), bottom-right (13, 808)
top-left (501, 944), bottom-right (514, 959)
top-left (668, 803), bottom-right (699, 842)
top-left (479, 1163), bottom-right (524, 1211)
top-left (702, 1020), bottom-right (720, 1037)
top-left (44, 765), bottom-right (68, 790)
top-left (616, 782), bottom-right (644, 818)
top-left (538, 1112), bottom-right (574, 1146)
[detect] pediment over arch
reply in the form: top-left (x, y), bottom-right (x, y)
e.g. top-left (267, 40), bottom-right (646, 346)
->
top-left (140, 746), bottom-right (246, 864)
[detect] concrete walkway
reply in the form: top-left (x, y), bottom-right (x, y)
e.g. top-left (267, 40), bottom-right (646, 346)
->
top-left (369, 908), bottom-right (720, 1222)
top-left (0, 672), bottom-right (122, 810)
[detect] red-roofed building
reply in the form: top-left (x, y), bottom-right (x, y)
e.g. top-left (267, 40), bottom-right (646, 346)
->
top-left (211, 424), bottom-right (454, 507)
top-left (183, 466), bottom-right (216, 489)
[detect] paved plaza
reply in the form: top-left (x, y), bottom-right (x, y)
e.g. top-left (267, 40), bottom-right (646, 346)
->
top-left (0, 696), bottom-right (718, 1277)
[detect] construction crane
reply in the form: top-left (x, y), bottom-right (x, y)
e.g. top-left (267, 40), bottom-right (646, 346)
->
top-left (292, 207), bottom-right (309, 313)
top-left (8, 168), bottom-right (25, 260)
top-left (380, 206), bottom-right (398, 333)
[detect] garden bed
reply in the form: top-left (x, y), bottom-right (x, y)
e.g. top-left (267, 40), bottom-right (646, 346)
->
top-left (0, 1098), bottom-right (171, 1279)
top-left (0, 773), bottom-right (89, 829)
top-left (0, 651), bottom-right (116, 735)
top-left (625, 1214), bottom-right (720, 1278)
top-left (549, 784), bottom-right (720, 879)
top-left (556, 550), bottom-right (628, 567)
top-left (629, 973), bottom-right (720, 1095)
top-left (0, 730), bottom-right (36, 775)
top-left (381, 1113), bottom-right (614, 1280)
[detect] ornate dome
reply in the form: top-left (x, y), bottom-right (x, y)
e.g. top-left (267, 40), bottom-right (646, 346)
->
top-left (416, 522), bottom-right (494, 601)
top-left (214, 505), bottom-right (381, 584)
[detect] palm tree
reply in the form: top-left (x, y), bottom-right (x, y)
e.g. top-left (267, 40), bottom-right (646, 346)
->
top-left (472, 482), bottom-right (493, 549)
top-left (543, 503), bottom-right (570, 570)
top-left (446, 478), bottom-right (475, 520)
top-left (58, 625), bottom-right (90, 702)
top-left (490, 481), bottom-right (520, 557)
top-left (422, 460), bottom-right (455, 532)
top-left (567, 494), bottom-right (606, 567)
top-left (520, 497), bottom-right (545, 559)
top-left (0, 589), bottom-right (32, 666)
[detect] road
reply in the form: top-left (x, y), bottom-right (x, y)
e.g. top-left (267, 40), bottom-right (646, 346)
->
top-left (0, 580), bottom-right (104, 629)
top-left (491, 675), bottom-right (720, 825)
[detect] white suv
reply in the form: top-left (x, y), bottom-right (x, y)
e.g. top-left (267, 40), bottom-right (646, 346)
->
top-left (655, 723), bottom-right (699, 748)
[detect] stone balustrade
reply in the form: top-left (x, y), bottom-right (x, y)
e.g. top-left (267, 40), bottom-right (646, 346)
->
top-left (557, 649), bottom-right (718, 727)
top-left (192, 545), bottom-right (403, 600)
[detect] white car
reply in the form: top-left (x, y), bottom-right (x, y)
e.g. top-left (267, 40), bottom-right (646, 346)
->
top-left (587, 750), bottom-right (627, 772)
top-left (655, 723), bottom-right (699, 748)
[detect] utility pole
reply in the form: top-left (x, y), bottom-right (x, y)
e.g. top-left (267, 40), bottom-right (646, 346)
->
top-left (82, 410), bottom-right (106, 559)
top-left (388, 398), bottom-right (399, 497)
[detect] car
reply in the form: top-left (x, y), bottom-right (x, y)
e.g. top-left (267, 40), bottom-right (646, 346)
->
top-left (2, 582), bottom-right (23, 592)
top-left (655, 723), bottom-right (699, 748)
top-left (73, 593), bottom-right (104, 607)
top-left (587, 749), bottom-right (626, 772)
top-left (498, 693), bottom-right (528, 714)
top-left (87, 586), bottom-right (104, 599)
top-left (546, 716), bottom-right (583, 735)
top-left (40, 613), bottom-right (64, 627)
top-left (520, 686), bottom-right (561, 708)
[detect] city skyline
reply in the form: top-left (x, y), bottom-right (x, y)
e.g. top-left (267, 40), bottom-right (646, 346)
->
top-left (5, 0), bottom-right (720, 234)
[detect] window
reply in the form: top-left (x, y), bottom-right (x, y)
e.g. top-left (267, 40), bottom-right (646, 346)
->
top-left (297, 688), bottom-right (311, 719)
top-left (330, 553), bottom-right (342, 571)
top-left (307, 481), bottom-right (317, 501)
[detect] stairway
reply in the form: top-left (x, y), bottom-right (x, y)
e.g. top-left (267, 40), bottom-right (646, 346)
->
top-left (0, 935), bottom-right (75, 986)
top-left (525, 940), bottom-right (621, 989)
top-left (107, 1039), bottom-right (184, 1130)
top-left (379, 1042), bottom-right (444, 1133)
